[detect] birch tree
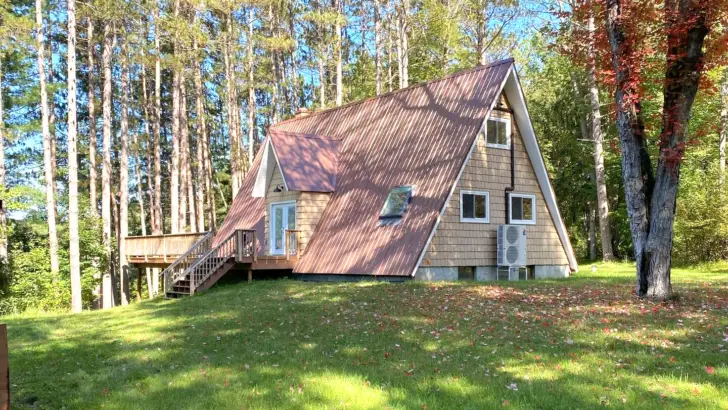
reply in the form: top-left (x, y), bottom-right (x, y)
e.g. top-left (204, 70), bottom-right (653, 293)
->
top-left (585, 4), bottom-right (613, 261)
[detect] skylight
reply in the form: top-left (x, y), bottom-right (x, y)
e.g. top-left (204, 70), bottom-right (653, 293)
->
top-left (379, 186), bottom-right (414, 223)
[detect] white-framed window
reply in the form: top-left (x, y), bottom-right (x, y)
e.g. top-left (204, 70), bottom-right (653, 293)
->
top-left (485, 116), bottom-right (511, 149)
top-left (460, 190), bottom-right (490, 223)
top-left (509, 193), bottom-right (536, 225)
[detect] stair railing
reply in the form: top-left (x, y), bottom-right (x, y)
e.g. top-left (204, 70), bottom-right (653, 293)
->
top-left (161, 230), bottom-right (214, 295)
top-left (184, 229), bottom-right (257, 293)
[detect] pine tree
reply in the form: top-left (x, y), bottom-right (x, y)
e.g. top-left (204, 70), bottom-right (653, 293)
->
top-left (67, 0), bottom-right (82, 313)
top-left (35, 0), bottom-right (60, 277)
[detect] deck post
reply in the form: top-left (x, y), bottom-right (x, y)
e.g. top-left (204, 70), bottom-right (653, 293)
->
top-left (247, 267), bottom-right (252, 283)
top-left (0, 324), bottom-right (9, 410)
top-left (285, 230), bottom-right (290, 261)
top-left (136, 270), bottom-right (142, 301)
top-left (236, 230), bottom-right (243, 262)
top-left (252, 231), bottom-right (257, 262)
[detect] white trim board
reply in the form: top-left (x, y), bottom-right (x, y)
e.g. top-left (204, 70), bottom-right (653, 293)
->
top-left (501, 68), bottom-right (578, 271)
top-left (252, 138), bottom-right (289, 197)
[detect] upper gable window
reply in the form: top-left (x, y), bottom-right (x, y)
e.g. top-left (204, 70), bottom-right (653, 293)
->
top-left (486, 117), bottom-right (511, 149)
top-left (379, 186), bottom-right (414, 224)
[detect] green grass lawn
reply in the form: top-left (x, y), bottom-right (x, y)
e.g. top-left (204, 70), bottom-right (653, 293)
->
top-left (4, 263), bottom-right (728, 409)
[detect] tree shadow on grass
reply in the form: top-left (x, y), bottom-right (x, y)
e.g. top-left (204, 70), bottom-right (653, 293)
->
top-left (6, 277), bottom-right (728, 409)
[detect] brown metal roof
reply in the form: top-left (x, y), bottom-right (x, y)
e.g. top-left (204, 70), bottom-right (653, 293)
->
top-left (273, 59), bottom-right (513, 276)
top-left (212, 140), bottom-right (266, 250)
top-left (269, 129), bottom-right (342, 192)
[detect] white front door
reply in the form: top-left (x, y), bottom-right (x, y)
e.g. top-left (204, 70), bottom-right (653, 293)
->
top-left (270, 201), bottom-right (296, 255)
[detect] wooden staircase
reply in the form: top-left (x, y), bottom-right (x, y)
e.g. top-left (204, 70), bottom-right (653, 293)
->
top-left (160, 229), bottom-right (301, 298)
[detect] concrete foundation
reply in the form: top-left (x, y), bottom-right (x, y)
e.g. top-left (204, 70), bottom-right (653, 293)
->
top-left (415, 265), bottom-right (570, 281)
top-left (414, 266), bottom-right (458, 281)
top-left (534, 265), bottom-right (570, 279)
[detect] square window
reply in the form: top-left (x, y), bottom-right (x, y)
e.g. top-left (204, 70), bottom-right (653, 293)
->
top-left (379, 186), bottom-right (414, 223)
top-left (486, 117), bottom-right (510, 148)
top-left (458, 266), bottom-right (475, 281)
top-left (509, 194), bottom-right (536, 225)
top-left (460, 191), bottom-right (489, 223)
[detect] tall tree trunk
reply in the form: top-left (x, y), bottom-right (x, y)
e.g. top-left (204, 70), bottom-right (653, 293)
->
top-left (268, 5), bottom-right (280, 123)
top-left (247, 9), bottom-right (256, 179)
top-left (67, 0), bottom-right (82, 313)
top-left (140, 52), bottom-right (156, 232)
top-left (720, 68), bottom-right (727, 186)
top-left (119, 35), bottom-right (130, 306)
top-left (318, 50), bottom-right (326, 107)
top-left (179, 74), bottom-right (189, 232)
top-left (0, 55), bottom-right (7, 265)
top-left (87, 18), bottom-right (98, 216)
top-left (133, 131), bottom-right (152, 298)
top-left (101, 22), bottom-right (115, 286)
top-left (170, 1), bottom-right (181, 234)
top-left (586, 9), bottom-right (614, 261)
top-left (47, 34), bottom-right (57, 198)
top-left (476, 0), bottom-right (487, 65)
top-left (183, 79), bottom-right (196, 232)
top-left (205, 127), bottom-right (216, 229)
top-left (316, 2), bottom-right (326, 107)
top-left (401, 6), bottom-right (408, 88)
top-left (374, 0), bottom-right (382, 95)
top-left (588, 205), bottom-right (597, 261)
top-left (153, 5), bottom-right (163, 235)
top-left (334, 0), bottom-right (343, 106)
top-left (223, 12), bottom-right (240, 198)
top-left (289, 2), bottom-right (298, 112)
top-left (193, 36), bottom-right (207, 232)
top-left (35, 0), bottom-right (60, 277)
top-left (605, 0), bottom-right (709, 300)
top-left (387, 13), bottom-right (393, 92)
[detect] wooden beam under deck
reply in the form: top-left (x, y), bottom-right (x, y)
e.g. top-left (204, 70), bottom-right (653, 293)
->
top-left (128, 255), bottom-right (299, 271)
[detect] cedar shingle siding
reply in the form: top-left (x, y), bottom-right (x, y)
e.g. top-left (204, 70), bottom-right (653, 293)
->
top-left (422, 93), bottom-right (569, 267)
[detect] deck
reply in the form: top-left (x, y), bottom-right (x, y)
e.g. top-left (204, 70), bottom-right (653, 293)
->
top-left (125, 230), bottom-right (300, 271)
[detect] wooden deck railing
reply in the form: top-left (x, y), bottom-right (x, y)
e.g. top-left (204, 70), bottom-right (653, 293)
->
top-left (185, 229), bottom-right (257, 293)
top-left (285, 230), bottom-right (301, 261)
top-left (126, 232), bottom-right (209, 262)
top-left (161, 231), bottom-right (216, 292)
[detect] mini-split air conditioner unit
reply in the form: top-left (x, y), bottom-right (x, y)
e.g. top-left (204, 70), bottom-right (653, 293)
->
top-left (497, 224), bottom-right (527, 267)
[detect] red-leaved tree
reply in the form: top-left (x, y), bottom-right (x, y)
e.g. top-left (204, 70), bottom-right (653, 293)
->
top-left (604, 0), bottom-right (727, 299)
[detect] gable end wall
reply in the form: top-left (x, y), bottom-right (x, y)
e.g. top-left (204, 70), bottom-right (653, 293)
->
top-left (421, 93), bottom-right (569, 268)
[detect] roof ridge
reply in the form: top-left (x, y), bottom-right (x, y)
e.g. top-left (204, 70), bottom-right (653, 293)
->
top-left (271, 57), bottom-right (515, 129)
